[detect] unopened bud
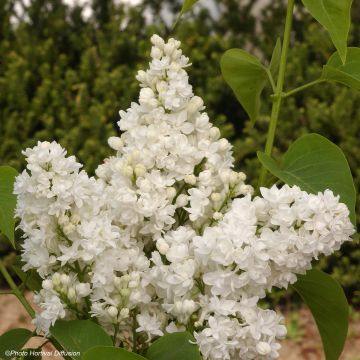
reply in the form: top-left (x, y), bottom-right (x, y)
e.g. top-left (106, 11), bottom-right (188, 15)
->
top-left (176, 194), bottom-right (189, 207)
top-left (156, 238), bottom-right (169, 255)
top-left (213, 212), bottom-right (223, 221)
top-left (60, 274), bottom-right (70, 286)
top-left (218, 138), bottom-right (229, 151)
top-left (67, 288), bottom-right (76, 303)
top-left (166, 187), bottom-right (177, 200)
top-left (121, 165), bottom-right (133, 178)
top-left (256, 342), bottom-right (272, 355)
top-left (219, 169), bottom-right (231, 183)
top-left (107, 306), bottom-right (118, 318)
top-left (150, 34), bottom-right (165, 49)
top-left (187, 96), bottom-right (204, 115)
top-left (211, 193), bottom-right (221, 202)
top-left (42, 279), bottom-right (53, 291)
top-left (120, 308), bottom-right (130, 318)
top-left (134, 164), bottom-right (146, 177)
top-left (108, 137), bottom-right (123, 151)
top-left (209, 127), bottom-right (220, 140)
top-left (184, 174), bottom-right (196, 185)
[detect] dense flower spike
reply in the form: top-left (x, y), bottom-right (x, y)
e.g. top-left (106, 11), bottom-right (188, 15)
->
top-left (14, 35), bottom-right (354, 359)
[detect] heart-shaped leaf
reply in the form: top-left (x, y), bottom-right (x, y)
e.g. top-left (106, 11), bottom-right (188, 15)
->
top-left (83, 346), bottom-right (147, 360)
top-left (50, 320), bottom-right (112, 360)
top-left (293, 269), bottom-right (349, 360)
top-left (221, 49), bottom-right (269, 123)
top-left (180, 0), bottom-right (199, 16)
top-left (257, 133), bottom-right (356, 224)
top-left (301, 0), bottom-right (353, 63)
top-left (0, 328), bottom-right (33, 358)
top-left (322, 47), bottom-right (360, 90)
top-left (146, 332), bottom-right (201, 360)
top-left (0, 166), bottom-right (18, 247)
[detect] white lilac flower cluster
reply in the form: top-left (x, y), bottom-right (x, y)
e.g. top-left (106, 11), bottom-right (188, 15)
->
top-left (14, 35), bottom-right (354, 360)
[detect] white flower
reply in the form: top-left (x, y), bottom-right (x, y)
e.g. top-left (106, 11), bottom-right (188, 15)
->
top-left (136, 310), bottom-right (164, 341)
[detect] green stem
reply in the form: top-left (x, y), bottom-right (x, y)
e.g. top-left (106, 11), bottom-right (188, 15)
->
top-left (0, 260), bottom-right (35, 318)
top-left (258, 0), bottom-right (295, 189)
top-left (283, 78), bottom-right (326, 98)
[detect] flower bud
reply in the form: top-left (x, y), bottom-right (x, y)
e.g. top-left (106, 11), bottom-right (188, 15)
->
top-left (219, 169), bottom-right (231, 183)
top-left (75, 283), bottom-right (91, 297)
top-left (60, 274), bottom-right (70, 286)
top-left (176, 194), bottom-right (189, 207)
top-left (211, 192), bottom-right (221, 202)
top-left (134, 164), bottom-right (146, 177)
top-left (213, 212), bottom-right (223, 221)
top-left (67, 287), bottom-right (76, 303)
top-left (52, 273), bottom-right (61, 287)
top-left (58, 214), bottom-right (69, 226)
top-left (187, 96), bottom-right (204, 115)
top-left (120, 308), bottom-right (130, 318)
top-left (151, 46), bottom-right (162, 59)
top-left (63, 223), bottom-right (75, 235)
top-left (42, 279), bottom-right (53, 291)
top-left (107, 306), bottom-right (118, 318)
top-left (237, 172), bottom-right (247, 181)
top-left (108, 137), bottom-right (123, 151)
top-left (209, 127), bottom-right (220, 140)
top-left (151, 34), bottom-right (165, 49)
top-left (256, 341), bottom-right (272, 355)
top-left (156, 238), bottom-right (169, 255)
top-left (120, 288), bottom-right (130, 298)
top-left (121, 165), bottom-right (133, 178)
top-left (218, 138), bottom-right (229, 151)
top-left (229, 171), bottom-right (239, 186)
top-left (166, 187), bottom-right (177, 200)
top-left (184, 174), bottom-right (196, 185)
top-left (71, 213), bottom-right (81, 225)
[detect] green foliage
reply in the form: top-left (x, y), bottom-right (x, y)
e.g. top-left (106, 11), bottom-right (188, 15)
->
top-left (0, 328), bottom-right (33, 358)
top-left (83, 346), bottom-right (147, 360)
top-left (146, 332), bottom-right (201, 360)
top-left (269, 38), bottom-right (282, 79)
top-left (293, 269), bottom-right (349, 360)
top-left (0, 166), bottom-right (18, 247)
top-left (220, 49), bottom-right (270, 123)
top-left (322, 47), bottom-right (360, 90)
top-left (257, 134), bottom-right (356, 224)
top-left (301, 0), bottom-right (353, 63)
top-left (50, 320), bottom-right (113, 360)
top-left (180, 0), bottom-right (199, 16)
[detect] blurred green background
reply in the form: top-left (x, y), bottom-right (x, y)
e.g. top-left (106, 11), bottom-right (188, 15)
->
top-left (0, 0), bottom-right (359, 305)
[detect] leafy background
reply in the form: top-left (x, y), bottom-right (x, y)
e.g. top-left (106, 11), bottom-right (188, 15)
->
top-left (0, 0), bottom-right (359, 306)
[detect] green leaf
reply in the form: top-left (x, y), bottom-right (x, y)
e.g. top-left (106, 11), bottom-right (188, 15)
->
top-left (322, 47), bottom-right (360, 90)
top-left (0, 328), bottom-right (33, 358)
top-left (301, 0), bottom-right (353, 63)
top-left (0, 166), bottom-right (18, 247)
top-left (269, 38), bottom-right (282, 79)
top-left (50, 320), bottom-right (113, 360)
top-left (257, 133), bottom-right (356, 224)
top-left (146, 332), bottom-right (201, 360)
top-left (12, 265), bottom-right (42, 292)
top-left (221, 49), bottom-right (269, 123)
top-left (83, 346), bottom-right (147, 360)
top-left (292, 269), bottom-right (349, 360)
top-left (180, 0), bottom-right (199, 16)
